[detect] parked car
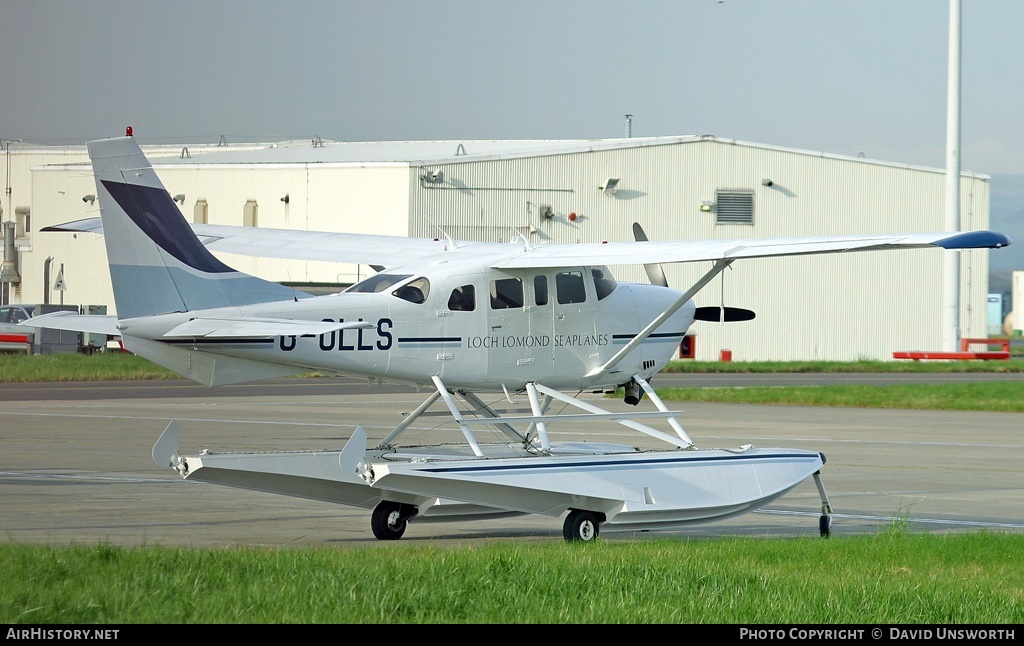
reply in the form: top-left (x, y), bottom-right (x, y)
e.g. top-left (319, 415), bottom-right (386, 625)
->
top-left (0, 304), bottom-right (37, 353)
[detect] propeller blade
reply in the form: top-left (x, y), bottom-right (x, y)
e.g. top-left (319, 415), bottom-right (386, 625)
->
top-left (694, 306), bottom-right (756, 323)
top-left (632, 223), bottom-right (669, 288)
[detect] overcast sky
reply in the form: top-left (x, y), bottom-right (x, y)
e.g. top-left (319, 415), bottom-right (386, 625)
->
top-left (3, 0), bottom-right (1023, 174)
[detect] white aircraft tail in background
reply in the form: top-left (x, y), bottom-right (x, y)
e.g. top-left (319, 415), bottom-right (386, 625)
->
top-left (27, 129), bottom-right (1012, 541)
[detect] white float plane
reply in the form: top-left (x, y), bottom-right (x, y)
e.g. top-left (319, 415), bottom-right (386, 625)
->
top-left (28, 130), bottom-right (1012, 542)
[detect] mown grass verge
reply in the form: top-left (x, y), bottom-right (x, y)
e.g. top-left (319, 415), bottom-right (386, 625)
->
top-left (0, 352), bottom-right (181, 382)
top-left (651, 382), bottom-right (1024, 412)
top-left (2, 530), bottom-right (1021, 624)
top-left (1, 353), bottom-right (1022, 384)
top-left (662, 359), bottom-right (1024, 373)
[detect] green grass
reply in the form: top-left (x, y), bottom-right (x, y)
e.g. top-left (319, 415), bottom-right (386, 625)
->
top-left (650, 382), bottom-right (1024, 412)
top-left (662, 358), bottom-right (1024, 373)
top-left (1, 353), bottom-right (1021, 384)
top-left (2, 531), bottom-right (1022, 624)
top-left (0, 352), bottom-right (181, 382)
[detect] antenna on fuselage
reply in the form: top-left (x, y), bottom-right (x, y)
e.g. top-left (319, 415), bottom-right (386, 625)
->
top-left (516, 231), bottom-right (534, 252)
top-left (422, 215), bottom-right (458, 251)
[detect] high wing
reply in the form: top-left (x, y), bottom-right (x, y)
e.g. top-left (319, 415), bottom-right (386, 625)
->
top-left (43, 218), bottom-right (487, 267)
top-left (493, 230), bottom-right (1011, 268)
top-left (45, 218), bottom-right (1011, 270)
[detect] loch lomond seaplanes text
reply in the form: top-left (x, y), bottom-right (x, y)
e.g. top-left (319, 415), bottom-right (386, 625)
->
top-left (466, 333), bottom-right (610, 349)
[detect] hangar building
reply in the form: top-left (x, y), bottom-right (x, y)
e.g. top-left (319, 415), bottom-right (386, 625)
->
top-left (3, 134), bottom-right (992, 361)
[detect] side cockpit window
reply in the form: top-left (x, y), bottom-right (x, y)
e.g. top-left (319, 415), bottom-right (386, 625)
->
top-left (393, 277), bottom-right (430, 304)
top-left (556, 271), bottom-right (586, 304)
top-left (448, 285), bottom-right (476, 311)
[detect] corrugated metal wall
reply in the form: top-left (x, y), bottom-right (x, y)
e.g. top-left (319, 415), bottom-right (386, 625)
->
top-left (21, 138), bottom-right (989, 360)
top-left (408, 139), bottom-right (991, 361)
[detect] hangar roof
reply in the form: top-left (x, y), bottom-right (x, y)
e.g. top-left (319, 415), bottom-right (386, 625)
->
top-left (142, 134), bottom-right (977, 176)
top-left (149, 135), bottom-right (702, 166)
top-left (28, 134), bottom-right (986, 179)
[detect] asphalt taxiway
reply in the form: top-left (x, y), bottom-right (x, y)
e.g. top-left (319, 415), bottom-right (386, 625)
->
top-left (1, 376), bottom-right (1021, 548)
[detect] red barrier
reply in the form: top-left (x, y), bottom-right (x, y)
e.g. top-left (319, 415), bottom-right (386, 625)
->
top-left (960, 337), bottom-right (1011, 353)
top-left (893, 350), bottom-right (1010, 361)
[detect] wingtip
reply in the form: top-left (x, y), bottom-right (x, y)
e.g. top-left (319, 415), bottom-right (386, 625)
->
top-left (935, 231), bottom-right (1013, 250)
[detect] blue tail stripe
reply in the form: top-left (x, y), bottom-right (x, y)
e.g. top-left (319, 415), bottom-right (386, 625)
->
top-left (103, 179), bottom-right (235, 274)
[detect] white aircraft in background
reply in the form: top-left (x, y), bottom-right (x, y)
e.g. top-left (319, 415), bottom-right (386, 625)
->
top-left (27, 129), bottom-right (1011, 542)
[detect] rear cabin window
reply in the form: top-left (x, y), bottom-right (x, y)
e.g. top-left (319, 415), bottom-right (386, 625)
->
top-left (490, 277), bottom-right (524, 310)
top-left (447, 284), bottom-right (476, 311)
top-left (556, 271), bottom-right (586, 304)
top-left (534, 275), bottom-right (548, 306)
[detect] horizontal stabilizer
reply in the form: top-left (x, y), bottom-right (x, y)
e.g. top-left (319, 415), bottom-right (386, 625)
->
top-left (41, 218), bottom-right (104, 234)
top-left (163, 317), bottom-right (374, 339)
top-left (21, 311), bottom-right (120, 336)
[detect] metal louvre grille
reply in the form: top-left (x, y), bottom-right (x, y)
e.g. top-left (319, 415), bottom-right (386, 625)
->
top-left (715, 191), bottom-right (754, 224)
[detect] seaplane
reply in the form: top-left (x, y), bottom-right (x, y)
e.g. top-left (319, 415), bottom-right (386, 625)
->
top-left (26, 129), bottom-right (1012, 542)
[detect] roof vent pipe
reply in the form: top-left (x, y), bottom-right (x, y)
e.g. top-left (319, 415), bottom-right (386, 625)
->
top-left (625, 114), bottom-right (633, 138)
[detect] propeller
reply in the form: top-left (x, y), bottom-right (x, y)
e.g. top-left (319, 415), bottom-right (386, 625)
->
top-left (632, 222), bottom-right (755, 323)
top-left (693, 306), bottom-right (755, 322)
top-left (631, 222), bottom-right (669, 287)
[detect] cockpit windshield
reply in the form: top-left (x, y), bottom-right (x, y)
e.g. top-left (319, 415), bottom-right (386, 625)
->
top-left (392, 277), bottom-right (430, 304)
top-left (592, 266), bottom-right (617, 300)
top-left (346, 274), bottom-right (412, 294)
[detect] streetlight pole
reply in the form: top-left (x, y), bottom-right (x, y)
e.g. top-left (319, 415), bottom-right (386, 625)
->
top-left (943, 0), bottom-right (962, 352)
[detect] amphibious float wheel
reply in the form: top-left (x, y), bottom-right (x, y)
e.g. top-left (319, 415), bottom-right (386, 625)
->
top-left (371, 501), bottom-right (411, 540)
top-left (819, 514), bottom-right (832, 538)
top-left (563, 509), bottom-right (601, 542)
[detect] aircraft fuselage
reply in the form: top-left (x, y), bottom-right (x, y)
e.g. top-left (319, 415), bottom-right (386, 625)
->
top-left (120, 260), bottom-right (694, 391)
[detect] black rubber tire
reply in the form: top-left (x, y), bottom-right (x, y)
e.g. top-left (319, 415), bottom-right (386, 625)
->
top-left (563, 509), bottom-right (600, 542)
top-left (371, 501), bottom-right (409, 540)
top-left (819, 514), bottom-right (832, 538)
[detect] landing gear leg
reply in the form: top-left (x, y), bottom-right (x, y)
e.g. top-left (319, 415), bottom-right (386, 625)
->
top-left (371, 501), bottom-right (417, 540)
top-left (813, 471), bottom-right (833, 538)
top-left (562, 509), bottom-right (602, 542)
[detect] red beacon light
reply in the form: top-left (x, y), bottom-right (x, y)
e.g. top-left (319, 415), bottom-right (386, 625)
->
top-left (125, 126), bottom-right (133, 137)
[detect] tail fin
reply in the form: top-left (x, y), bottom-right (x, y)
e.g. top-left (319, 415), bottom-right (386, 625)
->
top-left (88, 133), bottom-right (302, 319)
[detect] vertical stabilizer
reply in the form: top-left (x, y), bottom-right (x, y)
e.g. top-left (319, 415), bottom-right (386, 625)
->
top-left (88, 133), bottom-right (302, 319)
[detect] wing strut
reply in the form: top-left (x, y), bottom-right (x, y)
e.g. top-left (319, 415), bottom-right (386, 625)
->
top-left (525, 383), bottom-right (552, 452)
top-left (636, 376), bottom-right (693, 446)
top-left (432, 375), bottom-right (486, 457)
top-left (586, 258), bottom-right (733, 380)
top-left (377, 389), bottom-right (442, 448)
